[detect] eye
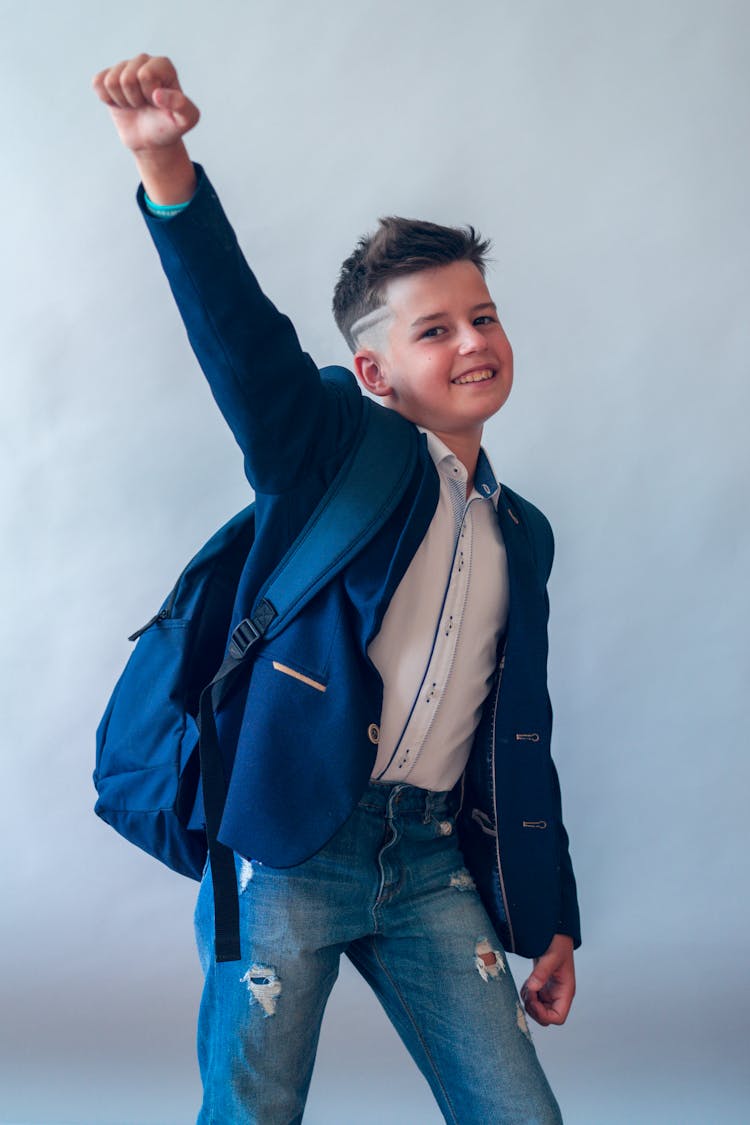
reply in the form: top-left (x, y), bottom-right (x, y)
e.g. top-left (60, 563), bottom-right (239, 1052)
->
top-left (421, 325), bottom-right (447, 338)
top-left (473, 315), bottom-right (497, 326)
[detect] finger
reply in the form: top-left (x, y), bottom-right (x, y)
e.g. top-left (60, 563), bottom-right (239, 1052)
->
top-left (526, 947), bottom-right (569, 993)
top-left (524, 994), bottom-right (553, 1026)
top-left (537, 1008), bottom-right (566, 1026)
top-left (137, 55), bottom-right (181, 105)
top-left (524, 964), bottom-right (551, 994)
top-left (538, 998), bottom-right (567, 1025)
top-left (118, 53), bottom-right (153, 108)
top-left (531, 983), bottom-right (572, 1024)
top-left (152, 86), bottom-right (200, 132)
top-left (525, 991), bottom-right (566, 1027)
top-left (521, 981), bottom-right (547, 1024)
top-left (99, 59), bottom-right (132, 109)
top-left (92, 68), bottom-right (117, 107)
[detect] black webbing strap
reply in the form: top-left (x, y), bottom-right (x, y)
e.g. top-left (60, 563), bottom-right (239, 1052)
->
top-left (197, 600), bottom-right (276, 962)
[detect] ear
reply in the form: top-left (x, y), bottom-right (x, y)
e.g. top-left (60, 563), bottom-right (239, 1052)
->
top-left (353, 349), bottom-right (393, 399)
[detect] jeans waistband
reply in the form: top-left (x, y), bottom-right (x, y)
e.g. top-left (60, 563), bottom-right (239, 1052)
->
top-left (358, 779), bottom-right (459, 819)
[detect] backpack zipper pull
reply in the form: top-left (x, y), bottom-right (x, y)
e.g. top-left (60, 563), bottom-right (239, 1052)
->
top-left (128, 608), bottom-right (169, 642)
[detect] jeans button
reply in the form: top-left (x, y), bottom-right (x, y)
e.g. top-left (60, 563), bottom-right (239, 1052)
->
top-left (438, 820), bottom-right (453, 836)
top-left (367, 723), bottom-right (380, 744)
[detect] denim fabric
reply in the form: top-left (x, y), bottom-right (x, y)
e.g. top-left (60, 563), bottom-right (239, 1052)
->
top-left (194, 782), bottom-right (562, 1124)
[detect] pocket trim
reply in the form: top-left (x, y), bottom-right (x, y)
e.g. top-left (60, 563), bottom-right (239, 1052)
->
top-left (271, 661), bottom-right (327, 693)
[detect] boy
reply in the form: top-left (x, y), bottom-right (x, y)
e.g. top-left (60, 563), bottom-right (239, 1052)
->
top-left (94, 53), bottom-right (580, 1125)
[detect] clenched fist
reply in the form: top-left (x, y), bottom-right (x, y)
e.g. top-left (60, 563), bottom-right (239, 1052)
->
top-left (93, 54), bottom-right (200, 152)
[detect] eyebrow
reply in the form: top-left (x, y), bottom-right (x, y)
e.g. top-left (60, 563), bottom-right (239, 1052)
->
top-left (410, 302), bottom-right (498, 329)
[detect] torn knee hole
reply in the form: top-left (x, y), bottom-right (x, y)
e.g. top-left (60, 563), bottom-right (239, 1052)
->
top-left (240, 964), bottom-right (282, 1017)
top-left (474, 938), bottom-right (506, 981)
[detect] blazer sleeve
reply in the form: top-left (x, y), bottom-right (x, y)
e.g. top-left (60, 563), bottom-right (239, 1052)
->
top-left (138, 165), bottom-right (358, 495)
top-left (550, 756), bottom-right (582, 944)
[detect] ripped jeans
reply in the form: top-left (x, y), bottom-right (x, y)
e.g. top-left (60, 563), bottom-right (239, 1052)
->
top-left (194, 781), bottom-right (562, 1125)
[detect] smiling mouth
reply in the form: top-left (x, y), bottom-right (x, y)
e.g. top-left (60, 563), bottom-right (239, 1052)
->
top-left (452, 368), bottom-right (495, 385)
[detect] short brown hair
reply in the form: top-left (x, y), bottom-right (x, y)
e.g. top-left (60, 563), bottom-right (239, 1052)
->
top-left (332, 216), bottom-right (492, 352)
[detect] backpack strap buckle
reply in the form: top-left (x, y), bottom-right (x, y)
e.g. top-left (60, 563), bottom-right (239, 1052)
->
top-left (228, 618), bottom-right (262, 659)
top-left (228, 598), bottom-right (277, 659)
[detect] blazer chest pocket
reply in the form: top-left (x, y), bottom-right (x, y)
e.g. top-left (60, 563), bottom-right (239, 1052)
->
top-left (270, 660), bottom-right (327, 694)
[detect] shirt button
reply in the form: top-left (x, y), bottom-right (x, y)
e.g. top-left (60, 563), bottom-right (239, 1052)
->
top-left (367, 723), bottom-right (380, 745)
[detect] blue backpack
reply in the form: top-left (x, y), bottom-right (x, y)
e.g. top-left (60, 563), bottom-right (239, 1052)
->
top-left (94, 396), bottom-right (417, 960)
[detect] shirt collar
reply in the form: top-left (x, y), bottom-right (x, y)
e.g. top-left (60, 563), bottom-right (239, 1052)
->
top-left (419, 428), bottom-right (500, 506)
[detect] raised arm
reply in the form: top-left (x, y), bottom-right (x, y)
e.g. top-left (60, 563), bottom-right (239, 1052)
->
top-left (93, 55), bottom-right (357, 493)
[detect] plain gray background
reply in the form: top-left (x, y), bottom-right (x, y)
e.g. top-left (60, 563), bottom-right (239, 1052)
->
top-left (2, 1), bottom-right (748, 1122)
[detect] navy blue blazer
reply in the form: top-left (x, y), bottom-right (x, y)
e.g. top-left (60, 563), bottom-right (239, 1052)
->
top-left (140, 168), bottom-right (581, 958)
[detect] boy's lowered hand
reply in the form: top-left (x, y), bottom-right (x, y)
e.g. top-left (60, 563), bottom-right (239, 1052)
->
top-left (520, 933), bottom-right (576, 1027)
top-left (92, 54), bottom-right (198, 203)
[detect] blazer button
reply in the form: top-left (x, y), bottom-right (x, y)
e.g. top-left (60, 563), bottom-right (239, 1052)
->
top-left (367, 723), bottom-right (380, 745)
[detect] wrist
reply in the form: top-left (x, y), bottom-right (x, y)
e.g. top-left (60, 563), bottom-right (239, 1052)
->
top-left (134, 141), bottom-right (196, 205)
top-left (552, 934), bottom-right (574, 949)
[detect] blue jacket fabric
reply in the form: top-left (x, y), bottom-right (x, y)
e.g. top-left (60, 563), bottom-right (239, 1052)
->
top-left (140, 168), bottom-right (581, 958)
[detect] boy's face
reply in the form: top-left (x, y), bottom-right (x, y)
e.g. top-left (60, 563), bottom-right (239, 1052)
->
top-left (353, 260), bottom-right (513, 445)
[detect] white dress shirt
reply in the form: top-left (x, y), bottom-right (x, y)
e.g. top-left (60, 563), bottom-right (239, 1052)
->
top-left (368, 430), bottom-right (509, 790)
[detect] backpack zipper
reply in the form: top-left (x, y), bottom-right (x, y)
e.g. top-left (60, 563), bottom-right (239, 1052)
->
top-left (127, 568), bottom-right (186, 642)
top-left (128, 607), bottom-right (169, 642)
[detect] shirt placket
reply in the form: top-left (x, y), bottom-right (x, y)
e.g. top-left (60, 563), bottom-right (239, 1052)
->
top-left (389, 481), bottom-right (477, 779)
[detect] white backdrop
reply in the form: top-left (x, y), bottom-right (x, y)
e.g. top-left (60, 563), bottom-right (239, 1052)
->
top-left (2, 2), bottom-right (748, 1122)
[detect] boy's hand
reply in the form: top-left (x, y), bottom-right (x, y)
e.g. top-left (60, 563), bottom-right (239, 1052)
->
top-left (92, 54), bottom-right (198, 203)
top-left (92, 54), bottom-right (199, 153)
top-left (520, 933), bottom-right (576, 1026)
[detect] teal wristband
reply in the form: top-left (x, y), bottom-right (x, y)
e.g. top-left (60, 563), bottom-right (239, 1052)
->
top-left (144, 192), bottom-right (191, 219)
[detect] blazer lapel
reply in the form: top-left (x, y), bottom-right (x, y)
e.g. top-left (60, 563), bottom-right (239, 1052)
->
top-left (495, 494), bottom-right (549, 664)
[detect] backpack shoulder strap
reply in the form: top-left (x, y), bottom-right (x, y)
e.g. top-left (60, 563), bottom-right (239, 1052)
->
top-left (243, 398), bottom-right (417, 649)
top-left (202, 399), bottom-right (418, 961)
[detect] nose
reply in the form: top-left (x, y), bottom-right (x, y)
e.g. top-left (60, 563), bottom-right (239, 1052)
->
top-left (456, 322), bottom-right (487, 354)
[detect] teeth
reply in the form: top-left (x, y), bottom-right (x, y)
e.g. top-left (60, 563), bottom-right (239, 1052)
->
top-left (453, 369), bottom-right (494, 384)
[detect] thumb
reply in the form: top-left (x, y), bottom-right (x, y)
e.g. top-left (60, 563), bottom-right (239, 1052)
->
top-left (152, 86), bottom-right (200, 131)
top-left (525, 956), bottom-right (553, 992)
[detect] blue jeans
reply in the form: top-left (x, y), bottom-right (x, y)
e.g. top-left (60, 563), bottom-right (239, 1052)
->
top-left (194, 781), bottom-right (562, 1124)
